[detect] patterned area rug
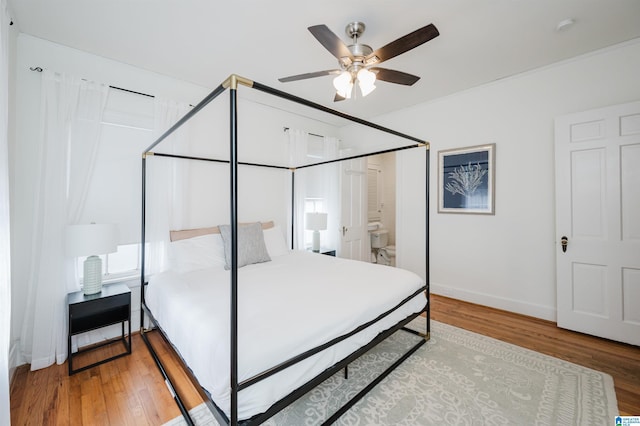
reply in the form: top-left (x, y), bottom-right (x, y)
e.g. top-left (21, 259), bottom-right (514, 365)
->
top-left (163, 319), bottom-right (618, 425)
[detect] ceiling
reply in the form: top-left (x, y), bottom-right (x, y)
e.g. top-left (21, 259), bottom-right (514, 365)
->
top-left (8, 0), bottom-right (640, 119)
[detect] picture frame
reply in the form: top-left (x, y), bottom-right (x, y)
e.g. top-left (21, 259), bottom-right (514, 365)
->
top-left (438, 143), bottom-right (495, 214)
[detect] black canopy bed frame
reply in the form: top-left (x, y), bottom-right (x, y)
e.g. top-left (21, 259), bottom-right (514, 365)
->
top-left (140, 74), bottom-right (430, 425)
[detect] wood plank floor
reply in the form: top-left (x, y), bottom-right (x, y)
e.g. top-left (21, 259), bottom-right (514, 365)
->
top-left (10, 294), bottom-right (640, 424)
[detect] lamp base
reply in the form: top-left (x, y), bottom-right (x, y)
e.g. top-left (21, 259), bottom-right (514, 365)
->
top-left (312, 230), bottom-right (320, 253)
top-left (83, 255), bottom-right (103, 295)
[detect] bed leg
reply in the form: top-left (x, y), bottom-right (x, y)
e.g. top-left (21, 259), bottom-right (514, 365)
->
top-left (344, 365), bottom-right (348, 380)
top-left (410, 331), bottom-right (430, 341)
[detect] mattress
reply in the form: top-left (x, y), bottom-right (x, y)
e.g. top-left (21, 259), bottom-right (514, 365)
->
top-left (145, 250), bottom-right (426, 420)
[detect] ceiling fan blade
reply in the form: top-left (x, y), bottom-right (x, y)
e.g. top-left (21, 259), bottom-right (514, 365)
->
top-left (366, 23), bottom-right (439, 65)
top-left (308, 25), bottom-right (353, 61)
top-left (334, 93), bottom-right (346, 102)
top-left (279, 69), bottom-right (341, 83)
top-left (370, 67), bottom-right (420, 86)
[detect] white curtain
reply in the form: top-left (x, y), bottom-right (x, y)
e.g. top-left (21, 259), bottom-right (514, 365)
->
top-left (321, 136), bottom-right (340, 250)
top-left (20, 70), bottom-right (108, 370)
top-left (286, 129), bottom-right (308, 249)
top-left (286, 129), bottom-right (340, 251)
top-left (145, 98), bottom-right (191, 274)
top-left (1, 0), bottom-right (13, 421)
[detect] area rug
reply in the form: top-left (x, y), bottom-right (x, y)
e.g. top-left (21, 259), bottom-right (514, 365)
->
top-left (163, 319), bottom-right (618, 425)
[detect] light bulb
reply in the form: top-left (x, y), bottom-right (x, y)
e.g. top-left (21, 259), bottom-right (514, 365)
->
top-left (357, 68), bottom-right (376, 97)
top-left (333, 71), bottom-right (353, 98)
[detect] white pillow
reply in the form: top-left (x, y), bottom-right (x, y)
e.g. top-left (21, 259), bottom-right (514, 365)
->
top-left (168, 233), bottom-right (226, 273)
top-left (263, 225), bottom-right (289, 257)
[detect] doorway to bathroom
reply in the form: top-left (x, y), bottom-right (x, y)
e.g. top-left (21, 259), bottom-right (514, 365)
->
top-left (367, 152), bottom-right (396, 266)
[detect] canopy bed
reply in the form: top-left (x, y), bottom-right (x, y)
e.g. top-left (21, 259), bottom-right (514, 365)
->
top-left (140, 74), bottom-right (430, 425)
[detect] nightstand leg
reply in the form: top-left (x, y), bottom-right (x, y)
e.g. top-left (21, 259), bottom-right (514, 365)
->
top-left (68, 325), bottom-right (72, 375)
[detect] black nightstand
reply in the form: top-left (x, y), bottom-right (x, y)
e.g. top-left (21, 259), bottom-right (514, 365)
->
top-left (308, 248), bottom-right (336, 256)
top-left (67, 282), bottom-right (132, 375)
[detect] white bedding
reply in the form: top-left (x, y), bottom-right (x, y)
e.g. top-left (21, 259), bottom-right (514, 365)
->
top-left (145, 250), bottom-right (426, 420)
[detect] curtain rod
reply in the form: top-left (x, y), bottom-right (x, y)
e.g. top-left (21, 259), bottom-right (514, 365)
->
top-left (30, 66), bottom-right (155, 99)
top-left (283, 127), bottom-right (325, 139)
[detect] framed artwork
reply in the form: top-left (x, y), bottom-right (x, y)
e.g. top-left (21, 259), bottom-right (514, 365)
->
top-left (438, 143), bottom-right (495, 214)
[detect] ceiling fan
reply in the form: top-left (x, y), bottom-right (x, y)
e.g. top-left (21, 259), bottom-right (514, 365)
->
top-left (278, 21), bottom-right (439, 101)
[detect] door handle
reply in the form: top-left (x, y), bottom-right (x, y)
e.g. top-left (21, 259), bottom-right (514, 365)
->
top-left (561, 236), bottom-right (568, 253)
top-left (342, 226), bottom-right (347, 236)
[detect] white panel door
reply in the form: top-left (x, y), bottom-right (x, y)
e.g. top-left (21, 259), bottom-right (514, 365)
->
top-left (555, 101), bottom-right (640, 345)
top-left (340, 158), bottom-right (368, 261)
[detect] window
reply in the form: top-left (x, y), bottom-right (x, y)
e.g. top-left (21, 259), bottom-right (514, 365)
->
top-left (305, 197), bottom-right (325, 214)
top-left (306, 134), bottom-right (324, 159)
top-left (76, 243), bottom-right (141, 281)
top-left (107, 243), bottom-right (140, 275)
top-left (303, 197), bottom-right (326, 248)
top-left (75, 88), bottom-right (154, 280)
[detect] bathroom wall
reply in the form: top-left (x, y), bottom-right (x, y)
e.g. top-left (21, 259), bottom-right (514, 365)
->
top-left (368, 152), bottom-right (396, 244)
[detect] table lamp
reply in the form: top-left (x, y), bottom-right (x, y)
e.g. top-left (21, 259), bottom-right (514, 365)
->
top-left (305, 212), bottom-right (327, 252)
top-left (66, 223), bottom-right (118, 295)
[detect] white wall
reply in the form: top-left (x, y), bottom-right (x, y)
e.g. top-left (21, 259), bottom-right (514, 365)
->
top-left (392, 39), bottom-right (640, 320)
top-left (395, 148), bottom-right (427, 283)
top-left (381, 153), bottom-right (396, 245)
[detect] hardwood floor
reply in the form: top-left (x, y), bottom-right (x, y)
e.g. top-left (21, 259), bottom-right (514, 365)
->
top-left (10, 332), bottom-right (202, 425)
top-left (10, 294), bottom-right (640, 424)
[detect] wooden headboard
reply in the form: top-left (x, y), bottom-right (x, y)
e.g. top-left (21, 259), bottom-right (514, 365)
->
top-left (169, 221), bottom-right (275, 242)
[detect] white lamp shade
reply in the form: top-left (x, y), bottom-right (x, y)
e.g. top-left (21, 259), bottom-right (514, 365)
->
top-left (357, 68), bottom-right (376, 97)
top-left (333, 71), bottom-right (353, 99)
top-left (305, 212), bottom-right (328, 231)
top-left (66, 223), bottom-right (118, 257)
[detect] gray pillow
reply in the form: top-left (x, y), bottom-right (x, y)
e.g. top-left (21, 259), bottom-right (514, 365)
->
top-left (218, 222), bottom-right (271, 270)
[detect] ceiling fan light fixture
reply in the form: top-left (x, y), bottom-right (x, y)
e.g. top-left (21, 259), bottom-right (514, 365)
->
top-left (357, 68), bottom-right (376, 97)
top-left (333, 71), bottom-right (353, 98)
top-left (280, 22), bottom-right (438, 102)
top-left (365, 55), bottom-right (380, 66)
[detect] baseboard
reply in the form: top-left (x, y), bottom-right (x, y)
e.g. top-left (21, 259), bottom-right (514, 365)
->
top-left (431, 282), bottom-right (557, 322)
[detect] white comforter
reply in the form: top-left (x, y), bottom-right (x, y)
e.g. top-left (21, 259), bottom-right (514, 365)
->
top-left (145, 250), bottom-right (426, 420)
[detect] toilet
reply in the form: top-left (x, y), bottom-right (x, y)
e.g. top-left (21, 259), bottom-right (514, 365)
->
top-left (377, 245), bottom-right (396, 267)
top-left (369, 228), bottom-right (396, 267)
